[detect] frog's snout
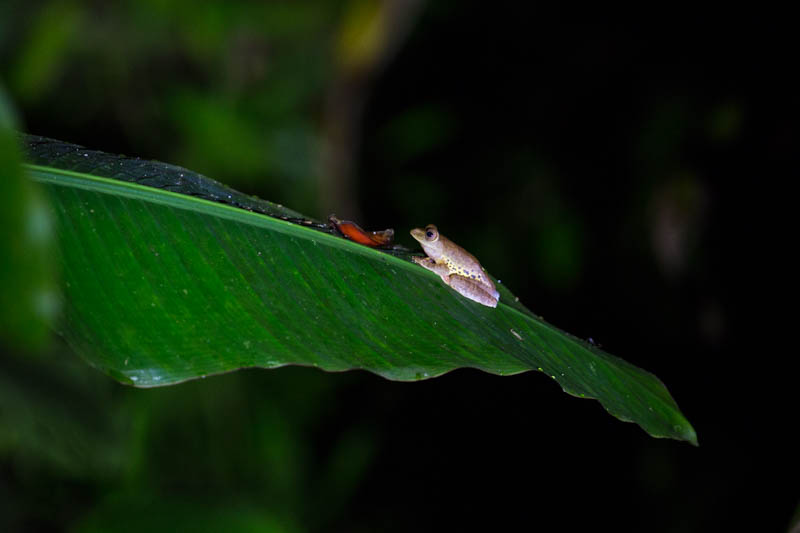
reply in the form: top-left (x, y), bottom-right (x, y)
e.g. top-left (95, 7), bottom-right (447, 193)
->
top-left (409, 227), bottom-right (425, 242)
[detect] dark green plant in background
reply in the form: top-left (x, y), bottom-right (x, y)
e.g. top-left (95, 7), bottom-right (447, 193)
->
top-left (1, 0), bottom-right (420, 218)
top-left (0, 89), bottom-right (57, 351)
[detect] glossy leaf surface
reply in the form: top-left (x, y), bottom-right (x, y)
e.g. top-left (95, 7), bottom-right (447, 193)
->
top-left (23, 135), bottom-right (697, 445)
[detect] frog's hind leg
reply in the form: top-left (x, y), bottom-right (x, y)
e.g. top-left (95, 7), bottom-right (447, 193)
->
top-left (446, 275), bottom-right (499, 308)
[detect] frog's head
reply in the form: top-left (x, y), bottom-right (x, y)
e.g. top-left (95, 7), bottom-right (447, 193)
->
top-left (410, 224), bottom-right (443, 258)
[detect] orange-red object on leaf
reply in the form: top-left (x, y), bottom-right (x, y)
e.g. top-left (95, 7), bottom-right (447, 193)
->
top-left (329, 215), bottom-right (394, 247)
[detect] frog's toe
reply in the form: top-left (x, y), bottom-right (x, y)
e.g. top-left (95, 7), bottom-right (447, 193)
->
top-left (412, 256), bottom-right (436, 268)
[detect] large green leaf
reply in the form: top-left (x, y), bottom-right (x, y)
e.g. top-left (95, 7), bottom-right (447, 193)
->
top-left (21, 134), bottom-right (697, 445)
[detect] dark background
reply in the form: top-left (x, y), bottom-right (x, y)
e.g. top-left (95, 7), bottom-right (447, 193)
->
top-left (1, 1), bottom-right (795, 531)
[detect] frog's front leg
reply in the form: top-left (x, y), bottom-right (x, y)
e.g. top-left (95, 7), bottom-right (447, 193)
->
top-left (412, 256), bottom-right (452, 282)
top-left (445, 274), bottom-right (499, 308)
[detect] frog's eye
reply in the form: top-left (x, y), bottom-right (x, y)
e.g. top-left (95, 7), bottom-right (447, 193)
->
top-left (424, 225), bottom-right (438, 240)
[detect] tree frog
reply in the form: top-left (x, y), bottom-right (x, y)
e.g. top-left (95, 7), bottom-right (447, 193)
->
top-left (410, 224), bottom-right (500, 308)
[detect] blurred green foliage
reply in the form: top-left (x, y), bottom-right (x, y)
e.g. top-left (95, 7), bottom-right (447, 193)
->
top-left (0, 86), bottom-right (57, 352)
top-left (1, 345), bottom-right (372, 531)
top-left (1, 0), bottom-right (346, 217)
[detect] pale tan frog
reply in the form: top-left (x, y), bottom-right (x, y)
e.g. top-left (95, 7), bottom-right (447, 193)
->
top-left (410, 224), bottom-right (500, 308)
